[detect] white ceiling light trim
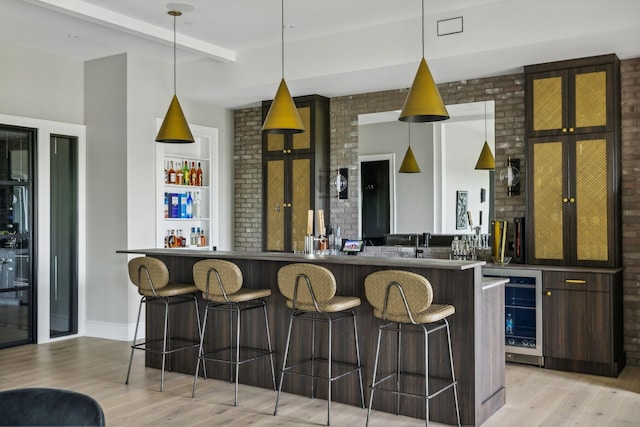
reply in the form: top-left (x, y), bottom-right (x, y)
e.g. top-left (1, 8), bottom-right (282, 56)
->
top-left (27, 0), bottom-right (236, 62)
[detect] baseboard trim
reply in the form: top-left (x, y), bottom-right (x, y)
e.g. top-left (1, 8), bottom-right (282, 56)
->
top-left (84, 320), bottom-right (144, 342)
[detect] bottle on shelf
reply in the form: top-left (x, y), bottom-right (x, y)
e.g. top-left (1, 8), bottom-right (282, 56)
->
top-left (176, 165), bottom-right (184, 185)
top-left (179, 193), bottom-right (187, 218)
top-left (164, 161), bottom-right (168, 184)
top-left (190, 161), bottom-right (197, 186)
top-left (183, 160), bottom-right (190, 186)
top-left (186, 191), bottom-right (193, 218)
top-left (190, 227), bottom-right (197, 247)
top-left (194, 191), bottom-right (201, 218)
top-left (168, 161), bottom-right (176, 185)
top-left (199, 228), bottom-right (206, 247)
top-left (196, 162), bottom-right (203, 186)
top-left (506, 313), bottom-right (514, 335)
top-left (163, 193), bottom-right (169, 218)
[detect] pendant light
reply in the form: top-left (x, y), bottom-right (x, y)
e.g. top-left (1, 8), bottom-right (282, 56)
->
top-left (399, 0), bottom-right (449, 123)
top-left (475, 101), bottom-right (495, 169)
top-left (156, 10), bottom-right (194, 144)
top-left (262, 0), bottom-right (304, 134)
top-left (399, 123), bottom-right (421, 173)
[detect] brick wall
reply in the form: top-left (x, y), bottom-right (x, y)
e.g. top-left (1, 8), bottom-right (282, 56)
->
top-left (621, 57), bottom-right (640, 365)
top-left (234, 59), bottom-right (640, 365)
top-left (233, 106), bottom-right (263, 252)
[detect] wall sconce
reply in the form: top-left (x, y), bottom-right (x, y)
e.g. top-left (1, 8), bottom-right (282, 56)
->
top-left (499, 157), bottom-right (520, 196)
top-left (334, 168), bottom-right (348, 199)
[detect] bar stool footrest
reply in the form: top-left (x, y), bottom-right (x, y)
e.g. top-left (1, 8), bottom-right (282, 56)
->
top-left (199, 346), bottom-right (273, 365)
top-left (371, 371), bottom-right (457, 401)
top-left (282, 357), bottom-right (362, 382)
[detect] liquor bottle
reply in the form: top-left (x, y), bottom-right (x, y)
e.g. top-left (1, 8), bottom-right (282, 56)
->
top-left (164, 161), bottom-right (168, 184)
top-left (186, 191), bottom-right (193, 218)
top-left (190, 227), bottom-right (197, 247)
top-left (190, 161), bottom-right (197, 186)
top-left (196, 227), bottom-right (201, 247)
top-left (168, 229), bottom-right (176, 247)
top-left (179, 193), bottom-right (187, 218)
top-left (176, 165), bottom-right (184, 185)
top-left (199, 228), bottom-right (206, 247)
top-left (183, 160), bottom-right (190, 185)
top-left (194, 191), bottom-right (201, 218)
top-left (196, 162), bottom-right (203, 186)
top-left (168, 161), bottom-right (176, 184)
top-left (163, 193), bottom-right (169, 218)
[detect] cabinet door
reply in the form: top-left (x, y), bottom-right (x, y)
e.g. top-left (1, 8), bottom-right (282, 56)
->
top-left (526, 62), bottom-right (615, 137)
top-left (543, 272), bottom-right (611, 364)
top-left (527, 134), bottom-right (616, 267)
top-left (265, 158), bottom-right (286, 251)
top-left (528, 137), bottom-right (565, 263)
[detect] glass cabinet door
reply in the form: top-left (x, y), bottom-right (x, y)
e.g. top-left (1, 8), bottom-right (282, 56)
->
top-left (0, 125), bottom-right (34, 348)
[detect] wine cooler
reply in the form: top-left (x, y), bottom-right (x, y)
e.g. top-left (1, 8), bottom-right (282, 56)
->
top-left (483, 267), bottom-right (543, 366)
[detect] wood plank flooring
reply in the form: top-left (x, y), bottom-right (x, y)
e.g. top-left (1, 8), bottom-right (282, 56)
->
top-left (0, 337), bottom-right (639, 426)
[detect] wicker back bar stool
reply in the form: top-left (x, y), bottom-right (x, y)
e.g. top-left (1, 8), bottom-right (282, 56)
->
top-left (274, 263), bottom-right (365, 426)
top-left (364, 270), bottom-right (460, 426)
top-left (191, 259), bottom-right (276, 406)
top-left (125, 256), bottom-right (202, 392)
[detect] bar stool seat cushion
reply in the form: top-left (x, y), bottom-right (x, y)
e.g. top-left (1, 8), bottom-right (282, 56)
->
top-left (372, 303), bottom-right (455, 324)
top-left (285, 295), bottom-right (361, 312)
top-left (139, 282), bottom-right (198, 297)
top-left (202, 287), bottom-right (272, 303)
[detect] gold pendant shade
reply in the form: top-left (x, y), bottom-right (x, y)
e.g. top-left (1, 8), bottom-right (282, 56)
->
top-left (156, 95), bottom-right (195, 143)
top-left (399, 57), bottom-right (449, 122)
top-left (475, 141), bottom-right (495, 170)
top-left (262, 79), bottom-right (305, 134)
top-left (399, 145), bottom-right (421, 173)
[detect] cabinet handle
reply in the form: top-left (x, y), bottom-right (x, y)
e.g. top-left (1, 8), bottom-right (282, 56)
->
top-left (569, 127), bottom-right (575, 133)
top-left (282, 149), bottom-right (287, 154)
top-left (562, 128), bottom-right (568, 133)
top-left (545, 291), bottom-right (552, 296)
top-left (562, 197), bottom-right (568, 203)
top-left (569, 197), bottom-right (575, 203)
top-left (565, 279), bottom-right (586, 284)
top-left (274, 203), bottom-right (281, 212)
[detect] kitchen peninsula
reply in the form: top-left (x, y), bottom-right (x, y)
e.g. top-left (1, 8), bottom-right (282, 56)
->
top-left (119, 248), bottom-right (507, 426)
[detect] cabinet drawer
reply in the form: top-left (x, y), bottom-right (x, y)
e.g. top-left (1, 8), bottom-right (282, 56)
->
top-left (543, 271), bottom-right (610, 292)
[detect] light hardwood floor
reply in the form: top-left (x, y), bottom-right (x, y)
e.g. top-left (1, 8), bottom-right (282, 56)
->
top-left (0, 337), bottom-right (639, 426)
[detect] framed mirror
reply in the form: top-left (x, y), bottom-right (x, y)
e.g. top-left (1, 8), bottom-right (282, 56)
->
top-left (358, 100), bottom-right (495, 241)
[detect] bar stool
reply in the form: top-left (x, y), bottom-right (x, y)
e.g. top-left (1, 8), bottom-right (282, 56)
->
top-left (274, 263), bottom-right (365, 426)
top-left (191, 259), bottom-right (276, 406)
top-left (364, 270), bottom-right (460, 426)
top-left (125, 256), bottom-right (202, 392)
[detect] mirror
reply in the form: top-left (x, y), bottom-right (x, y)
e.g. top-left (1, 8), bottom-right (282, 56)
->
top-left (358, 101), bottom-right (495, 241)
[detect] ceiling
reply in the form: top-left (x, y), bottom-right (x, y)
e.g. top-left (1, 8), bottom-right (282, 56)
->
top-left (3, 0), bottom-right (640, 109)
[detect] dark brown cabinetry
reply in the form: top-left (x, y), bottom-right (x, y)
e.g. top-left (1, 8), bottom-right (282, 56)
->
top-left (525, 54), bottom-right (621, 268)
top-left (261, 95), bottom-right (329, 252)
top-left (542, 269), bottom-right (624, 377)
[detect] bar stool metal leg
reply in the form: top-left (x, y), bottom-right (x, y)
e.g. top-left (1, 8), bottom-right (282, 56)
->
top-left (446, 319), bottom-right (461, 426)
top-left (274, 311), bottom-right (295, 416)
top-left (125, 297), bottom-right (144, 386)
top-left (262, 302), bottom-right (277, 390)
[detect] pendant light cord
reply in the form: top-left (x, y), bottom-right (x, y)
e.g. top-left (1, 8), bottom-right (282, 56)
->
top-left (421, 0), bottom-right (425, 58)
top-left (281, 0), bottom-right (285, 79)
top-left (484, 101), bottom-right (487, 141)
top-left (172, 11), bottom-right (178, 95)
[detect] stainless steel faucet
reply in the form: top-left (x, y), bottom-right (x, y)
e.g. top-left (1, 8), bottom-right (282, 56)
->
top-left (408, 233), bottom-right (420, 258)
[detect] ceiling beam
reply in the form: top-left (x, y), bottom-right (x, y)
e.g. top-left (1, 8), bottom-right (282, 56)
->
top-left (26, 0), bottom-right (236, 63)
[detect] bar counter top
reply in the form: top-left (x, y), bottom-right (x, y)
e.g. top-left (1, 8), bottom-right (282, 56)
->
top-left (119, 248), bottom-right (503, 426)
top-left (118, 248), bottom-right (485, 270)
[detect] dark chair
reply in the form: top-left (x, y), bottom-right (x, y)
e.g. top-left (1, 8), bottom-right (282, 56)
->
top-left (0, 388), bottom-right (105, 426)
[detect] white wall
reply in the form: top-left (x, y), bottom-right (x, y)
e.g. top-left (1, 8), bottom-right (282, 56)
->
top-left (0, 42), bottom-right (84, 123)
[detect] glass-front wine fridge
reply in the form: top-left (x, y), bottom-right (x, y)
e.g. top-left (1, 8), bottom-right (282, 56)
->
top-left (483, 267), bottom-right (543, 366)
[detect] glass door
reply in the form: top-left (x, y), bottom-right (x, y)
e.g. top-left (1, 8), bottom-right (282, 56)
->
top-left (50, 135), bottom-right (78, 338)
top-left (0, 125), bottom-right (35, 348)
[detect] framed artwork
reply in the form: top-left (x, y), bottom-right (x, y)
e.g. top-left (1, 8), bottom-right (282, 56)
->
top-left (456, 190), bottom-right (468, 230)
